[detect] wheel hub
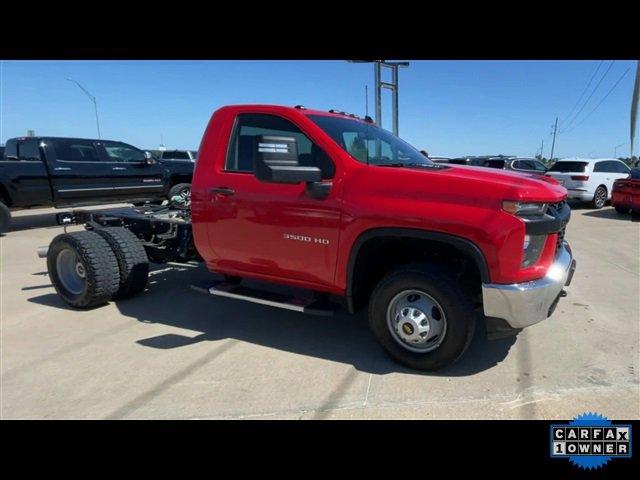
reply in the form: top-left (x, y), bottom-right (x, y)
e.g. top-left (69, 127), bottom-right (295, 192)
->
top-left (387, 290), bottom-right (447, 352)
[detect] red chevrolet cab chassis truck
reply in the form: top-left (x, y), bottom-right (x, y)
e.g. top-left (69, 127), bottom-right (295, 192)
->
top-left (41, 105), bottom-right (576, 370)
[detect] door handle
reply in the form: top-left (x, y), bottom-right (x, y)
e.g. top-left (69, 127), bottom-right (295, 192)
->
top-left (209, 187), bottom-right (235, 196)
top-left (54, 167), bottom-right (71, 171)
top-left (112, 167), bottom-right (126, 171)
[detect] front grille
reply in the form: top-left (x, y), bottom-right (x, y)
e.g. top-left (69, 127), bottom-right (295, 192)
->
top-left (556, 225), bottom-right (566, 252)
top-left (548, 200), bottom-right (569, 255)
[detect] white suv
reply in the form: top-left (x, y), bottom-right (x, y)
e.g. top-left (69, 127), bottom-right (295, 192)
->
top-left (546, 158), bottom-right (631, 209)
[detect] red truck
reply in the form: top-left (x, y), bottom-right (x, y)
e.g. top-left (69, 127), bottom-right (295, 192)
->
top-left (41, 105), bottom-right (576, 371)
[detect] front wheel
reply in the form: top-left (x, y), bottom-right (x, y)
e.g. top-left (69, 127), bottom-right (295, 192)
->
top-left (591, 186), bottom-right (607, 209)
top-left (368, 263), bottom-right (476, 371)
top-left (168, 183), bottom-right (191, 209)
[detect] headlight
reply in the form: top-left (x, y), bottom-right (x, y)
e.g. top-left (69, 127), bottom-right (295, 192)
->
top-left (502, 201), bottom-right (549, 268)
top-left (502, 201), bottom-right (548, 217)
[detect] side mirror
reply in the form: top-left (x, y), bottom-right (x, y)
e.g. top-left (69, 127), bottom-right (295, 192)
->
top-left (143, 152), bottom-right (157, 165)
top-left (254, 135), bottom-right (322, 184)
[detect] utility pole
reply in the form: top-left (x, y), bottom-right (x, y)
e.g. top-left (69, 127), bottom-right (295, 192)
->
top-left (540, 139), bottom-right (544, 159)
top-left (549, 117), bottom-right (558, 162)
top-left (67, 78), bottom-right (101, 139)
top-left (365, 85), bottom-right (369, 117)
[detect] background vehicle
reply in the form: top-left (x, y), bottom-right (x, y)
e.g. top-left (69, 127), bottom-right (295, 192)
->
top-left (611, 168), bottom-right (640, 214)
top-left (0, 137), bottom-right (166, 233)
top-left (41, 105), bottom-right (575, 371)
top-left (157, 150), bottom-right (197, 162)
top-left (545, 158), bottom-right (631, 209)
top-left (485, 157), bottom-right (548, 175)
top-left (429, 156), bottom-right (451, 164)
top-left (153, 151), bottom-right (195, 208)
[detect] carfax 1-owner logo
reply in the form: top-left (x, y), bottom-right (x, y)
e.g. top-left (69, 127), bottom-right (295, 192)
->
top-left (550, 412), bottom-right (632, 470)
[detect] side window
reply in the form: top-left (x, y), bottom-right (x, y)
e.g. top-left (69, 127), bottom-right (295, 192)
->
top-left (226, 113), bottom-right (334, 179)
top-left (593, 161), bottom-right (605, 173)
top-left (2, 141), bottom-right (18, 160)
top-left (532, 161), bottom-right (547, 172)
top-left (17, 139), bottom-right (41, 161)
top-left (102, 141), bottom-right (146, 163)
top-left (53, 139), bottom-right (102, 162)
top-left (614, 161), bottom-right (630, 174)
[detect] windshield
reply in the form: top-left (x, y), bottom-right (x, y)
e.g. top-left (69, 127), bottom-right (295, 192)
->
top-left (308, 115), bottom-right (433, 167)
top-left (548, 161), bottom-right (588, 173)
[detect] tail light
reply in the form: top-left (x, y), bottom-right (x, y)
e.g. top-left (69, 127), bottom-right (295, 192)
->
top-left (571, 175), bottom-right (589, 181)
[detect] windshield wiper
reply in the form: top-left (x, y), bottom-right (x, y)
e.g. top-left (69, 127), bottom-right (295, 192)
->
top-left (376, 162), bottom-right (406, 167)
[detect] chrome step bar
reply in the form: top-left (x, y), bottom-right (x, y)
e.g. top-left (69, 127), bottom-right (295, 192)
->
top-left (191, 281), bottom-right (334, 316)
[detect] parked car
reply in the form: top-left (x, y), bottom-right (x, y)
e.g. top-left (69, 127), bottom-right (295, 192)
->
top-left (611, 167), bottom-right (640, 214)
top-left (41, 105), bottom-right (575, 371)
top-left (429, 156), bottom-right (451, 164)
top-left (154, 150), bottom-right (196, 207)
top-left (545, 158), bottom-right (631, 209)
top-left (0, 136), bottom-right (169, 233)
top-left (485, 157), bottom-right (548, 175)
top-left (449, 155), bottom-right (516, 167)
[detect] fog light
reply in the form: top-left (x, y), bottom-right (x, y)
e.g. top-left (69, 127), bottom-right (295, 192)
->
top-left (522, 234), bottom-right (546, 268)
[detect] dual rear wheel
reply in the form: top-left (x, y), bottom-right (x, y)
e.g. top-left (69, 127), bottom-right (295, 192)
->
top-left (47, 228), bottom-right (149, 308)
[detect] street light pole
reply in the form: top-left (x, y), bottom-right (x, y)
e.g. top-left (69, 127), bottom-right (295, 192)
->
top-left (67, 78), bottom-right (101, 139)
top-left (614, 142), bottom-right (628, 158)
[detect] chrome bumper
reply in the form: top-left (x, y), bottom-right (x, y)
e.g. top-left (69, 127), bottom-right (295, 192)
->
top-left (482, 242), bottom-right (576, 329)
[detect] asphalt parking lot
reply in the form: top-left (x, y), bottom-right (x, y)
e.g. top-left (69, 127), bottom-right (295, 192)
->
top-left (1, 204), bottom-right (638, 419)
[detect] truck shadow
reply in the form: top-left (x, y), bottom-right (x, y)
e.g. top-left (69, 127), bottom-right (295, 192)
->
top-left (27, 263), bottom-right (516, 377)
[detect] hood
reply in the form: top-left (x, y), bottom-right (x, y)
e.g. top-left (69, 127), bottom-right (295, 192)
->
top-left (438, 164), bottom-right (566, 202)
top-left (360, 163), bottom-right (567, 205)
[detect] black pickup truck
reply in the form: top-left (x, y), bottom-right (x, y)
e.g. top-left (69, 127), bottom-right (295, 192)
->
top-left (0, 137), bottom-right (173, 233)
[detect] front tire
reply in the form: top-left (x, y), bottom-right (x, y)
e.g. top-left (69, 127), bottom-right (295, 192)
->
top-left (168, 183), bottom-right (191, 209)
top-left (47, 231), bottom-right (120, 308)
top-left (368, 263), bottom-right (476, 371)
top-left (591, 186), bottom-right (607, 209)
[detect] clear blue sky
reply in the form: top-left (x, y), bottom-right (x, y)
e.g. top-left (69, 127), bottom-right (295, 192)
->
top-left (1, 60), bottom-right (637, 158)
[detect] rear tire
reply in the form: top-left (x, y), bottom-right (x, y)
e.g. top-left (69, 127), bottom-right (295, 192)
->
top-left (368, 263), bottom-right (476, 371)
top-left (168, 183), bottom-right (191, 209)
top-left (47, 231), bottom-right (120, 308)
top-left (94, 227), bottom-right (149, 299)
top-left (0, 201), bottom-right (10, 234)
top-left (590, 185), bottom-right (607, 209)
top-left (614, 204), bottom-right (630, 214)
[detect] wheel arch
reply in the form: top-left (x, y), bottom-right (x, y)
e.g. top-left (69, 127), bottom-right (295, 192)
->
top-left (345, 227), bottom-right (490, 313)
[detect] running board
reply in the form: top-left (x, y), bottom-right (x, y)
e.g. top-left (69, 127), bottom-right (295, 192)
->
top-left (191, 281), bottom-right (334, 316)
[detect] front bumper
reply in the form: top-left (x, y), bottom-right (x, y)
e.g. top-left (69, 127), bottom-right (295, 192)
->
top-left (481, 241), bottom-right (576, 329)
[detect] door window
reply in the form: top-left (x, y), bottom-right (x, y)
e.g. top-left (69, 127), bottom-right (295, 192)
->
top-left (52, 139), bottom-right (102, 162)
top-left (102, 141), bottom-right (146, 163)
top-left (226, 113), bottom-right (334, 179)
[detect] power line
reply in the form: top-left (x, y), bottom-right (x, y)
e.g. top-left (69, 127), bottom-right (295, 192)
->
top-left (558, 60), bottom-right (603, 129)
top-left (562, 67), bottom-right (631, 134)
top-left (559, 60), bottom-right (615, 134)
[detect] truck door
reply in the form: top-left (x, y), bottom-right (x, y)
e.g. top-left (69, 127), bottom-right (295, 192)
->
top-left (46, 138), bottom-right (119, 204)
top-left (0, 138), bottom-right (52, 207)
top-left (98, 141), bottom-right (165, 200)
top-left (204, 112), bottom-right (341, 288)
